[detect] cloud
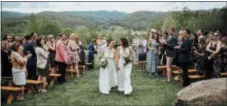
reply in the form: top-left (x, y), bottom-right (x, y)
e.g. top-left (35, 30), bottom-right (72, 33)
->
top-left (2, 2), bottom-right (226, 13)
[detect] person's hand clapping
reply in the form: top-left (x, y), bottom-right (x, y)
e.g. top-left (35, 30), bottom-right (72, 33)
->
top-left (174, 46), bottom-right (180, 49)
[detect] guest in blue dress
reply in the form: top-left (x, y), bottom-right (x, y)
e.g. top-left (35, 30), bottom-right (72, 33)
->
top-left (147, 32), bottom-right (160, 76)
top-left (87, 39), bottom-right (97, 70)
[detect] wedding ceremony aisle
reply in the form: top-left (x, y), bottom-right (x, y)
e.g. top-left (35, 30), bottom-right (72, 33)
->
top-left (4, 67), bottom-right (182, 106)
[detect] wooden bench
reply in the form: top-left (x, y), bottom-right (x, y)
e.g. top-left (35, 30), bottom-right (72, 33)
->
top-left (189, 75), bottom-right (204, 80)
top-left (221, 72), bottom-right (227, 77)
top-left (137, 61), bottom-right (146, 69)
top-left (1, 86), bottom-right (23, 104)
top-left (49, 73), bottom-right (62, 87)
top-left (26, 80), bottom-right (42, 93)
top-left (66, 69), bottom-right (76, 79)
top-left (79, 65), bottom-right (86, 74)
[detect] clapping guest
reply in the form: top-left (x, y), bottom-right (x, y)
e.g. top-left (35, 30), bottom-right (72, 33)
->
top-left (161, 28), bottom-right (178, 82)
top-left (47, 35), bottom-right (56, 73)
top-left (35, 38), bottom-right (49, 92)
top-left (11, 42), bottom-right (28, 100)
top-left (175, 29), bottom-right (193, 87)
top-left (55, 33), bottom-right (69, 83)
top-left (206, 32), bottom-right (222, 78)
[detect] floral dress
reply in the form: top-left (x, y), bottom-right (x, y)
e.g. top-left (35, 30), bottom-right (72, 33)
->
top-left (194, 44), bottom-right (207, 76)
top-left (68, 40), bottom-right (80, 64)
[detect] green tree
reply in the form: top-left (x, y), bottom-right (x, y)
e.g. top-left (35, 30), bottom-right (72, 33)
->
top-left (27, 13), bottom-right (40, 33)
top-left (75, 26), bottom-right (90, 44)
top-left (38, 19), bottom-right (61, 36)
top-left (61, 27), bottom-right (74, 35)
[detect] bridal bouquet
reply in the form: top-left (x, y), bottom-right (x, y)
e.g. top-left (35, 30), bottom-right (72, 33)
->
top-left (123, 55), bottom-right (133, 66)
top-left (97, 57), bottom-right (108, 69)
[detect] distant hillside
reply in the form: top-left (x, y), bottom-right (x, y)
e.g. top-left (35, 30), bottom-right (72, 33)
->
top-left (2, 11), bottom-right (29, 19)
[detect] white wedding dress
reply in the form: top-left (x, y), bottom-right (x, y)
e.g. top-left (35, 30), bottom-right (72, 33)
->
top-left (99, 47), bottom-right (118, 94)
top-left (117, 46), bottom-right (133, 95)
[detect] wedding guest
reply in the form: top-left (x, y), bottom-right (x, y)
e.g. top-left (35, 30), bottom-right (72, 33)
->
top-left (55, 33), bottom-right (69, 83)
top-left (147, 32), bottom-right (160, 76)
top-left (162, 28), bottom-right (178, 82)
top-left (194, 37), bottom-right (207, 76)
top-left (11, 42), bottom-right (28, 100)
top-left (36, 38), bottom-right (49, 92)
top-left (88, 39), bottom-right (97, 70)
top-left (23, 35), bottom-right (37, 80)
top-left (175, 29), bottom-right (193, 87)
top-left (68, 33), bottom-right (80, 77)
top-left (1, 40), bottom-right (13, 86)
top-left (206, 32), bottom-right (222, 78)
top-left (46, 35), bottom-right (56, 73)
top-left (221, 36), bottom-right (227, 73)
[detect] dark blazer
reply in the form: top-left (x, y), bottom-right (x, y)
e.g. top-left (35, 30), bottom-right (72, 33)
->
top-left (164, 35), bottom-right (178, 57)
top-left (177, 37), bottom-right (193, 63)
top-left (23, 41), bottom-right (37, 66)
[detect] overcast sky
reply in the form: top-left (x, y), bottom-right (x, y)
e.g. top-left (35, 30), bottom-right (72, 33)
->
top-left (2, 2), bottom-right (226, 13)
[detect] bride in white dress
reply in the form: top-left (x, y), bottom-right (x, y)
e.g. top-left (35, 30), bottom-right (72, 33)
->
top-left (99, 39), bottom-right (118, 95)
top-left (116, 38), bottom-right (133, 95)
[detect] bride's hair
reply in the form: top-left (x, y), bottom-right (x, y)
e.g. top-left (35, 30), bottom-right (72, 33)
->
top-left (107, 38), bottom-right (113, 46)
top-left (120, 37), bottom-right (129, 48)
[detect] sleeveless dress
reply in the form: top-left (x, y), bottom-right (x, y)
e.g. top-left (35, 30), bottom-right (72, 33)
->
top-left (99, 47), bottom-right (118, 94)
top-left (118, 46), bottom-right (133, 95)
top-left (11, 51), bottom-right (26, 85)
top-left (147, 41), bottom-right (159, 74)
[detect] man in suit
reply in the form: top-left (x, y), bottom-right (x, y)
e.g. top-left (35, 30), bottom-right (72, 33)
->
top-left (162, 28), bottom-right (178, 82)
top-left (23, 35), bottom-right (37, 80)
top-left (175, 29), bottom-right (193, 87)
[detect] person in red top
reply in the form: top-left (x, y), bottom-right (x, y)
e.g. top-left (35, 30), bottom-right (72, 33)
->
top-left (55, 33), bottom-right (68, 83)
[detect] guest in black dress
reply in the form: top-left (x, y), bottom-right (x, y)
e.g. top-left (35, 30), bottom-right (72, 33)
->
top-left (23, 35), bottom-right (37, 80)
top-left (79, 45), bottom-right (86, 66)
top-left (206, 32), bottom-right (222, 78)
top-left (1, 40), bottom-right (13, 86)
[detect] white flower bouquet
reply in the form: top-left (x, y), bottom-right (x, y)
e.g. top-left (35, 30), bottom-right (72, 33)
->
top-left (97, 57), bottom-right (108, 69)
top-left (123, 55), bottom-right (133, 66)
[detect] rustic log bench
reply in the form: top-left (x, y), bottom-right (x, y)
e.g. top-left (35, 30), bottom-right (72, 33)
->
top-left (1, 86), bottom-right (23, 104)
top-left (137, 61), bottom-right (147, 69)
top-left (26, 80), bottom-right (42, 93)
top-left (49, 73), bottom-right (62, 87)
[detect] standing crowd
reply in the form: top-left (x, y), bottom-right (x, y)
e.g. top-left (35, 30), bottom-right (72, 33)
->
top-left (132, 28), bottom-right (227, 87)
top-left (1, 32), bottom-right (87, 100)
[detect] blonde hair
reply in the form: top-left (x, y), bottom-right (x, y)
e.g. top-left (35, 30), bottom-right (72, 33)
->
top-left (69, 33), bottom-right (77, 40)
top-left (179, 30), bottom-right (184, 36)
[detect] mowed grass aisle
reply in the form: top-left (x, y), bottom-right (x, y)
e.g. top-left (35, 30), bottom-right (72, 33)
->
top-left (5, 67), bottom-right (182, 106)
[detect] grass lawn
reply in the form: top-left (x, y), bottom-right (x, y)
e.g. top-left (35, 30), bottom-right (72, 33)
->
top-left (3, 67), bottom-right (182, 106)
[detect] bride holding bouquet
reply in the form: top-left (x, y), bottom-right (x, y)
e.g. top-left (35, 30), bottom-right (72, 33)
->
top-left (116, 38), bottom-right (133, 95)
top-left (99, 39), bottom-right (118, 95)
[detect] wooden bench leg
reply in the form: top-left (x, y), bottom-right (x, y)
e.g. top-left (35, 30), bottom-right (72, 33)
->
top-left (7, 93), bottom-right (14, 104)
top-left (50, 77), bottom-right (56, 87)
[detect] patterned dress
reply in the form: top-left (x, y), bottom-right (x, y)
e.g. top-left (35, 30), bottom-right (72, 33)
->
top-left (221, 46), bottom-right (227, 72)
top-left (194, 44), bottom-right (207, 76)
top-left (68, 40), bottom-right (80, 64)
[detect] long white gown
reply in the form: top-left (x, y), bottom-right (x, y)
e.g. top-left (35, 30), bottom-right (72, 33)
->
top-left (99, 47), bottom-right (118, 94)
top-left (117, 46), bottom-right (133, 95)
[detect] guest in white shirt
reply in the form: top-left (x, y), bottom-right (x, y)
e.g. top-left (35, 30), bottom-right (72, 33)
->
top-left (35, 38), bottom-right (49, 92)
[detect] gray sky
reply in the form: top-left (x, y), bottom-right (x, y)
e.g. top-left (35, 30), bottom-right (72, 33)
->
top-left (2, 2), bottom-right (226, 13)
